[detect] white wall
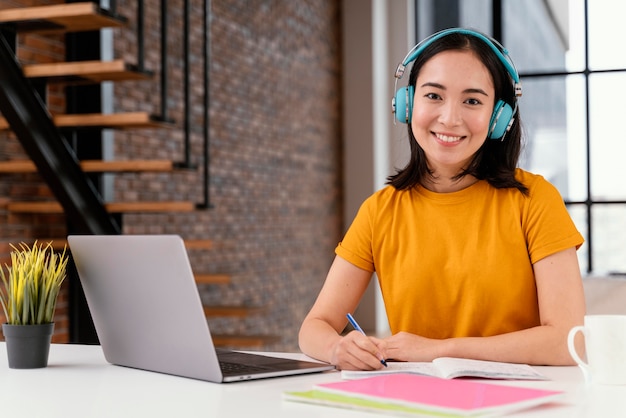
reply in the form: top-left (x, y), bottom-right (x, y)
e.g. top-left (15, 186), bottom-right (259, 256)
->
top-left (341, 0), bottom-right (414, 334)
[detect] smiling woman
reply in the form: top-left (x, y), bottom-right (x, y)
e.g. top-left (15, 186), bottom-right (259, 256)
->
top-left (298, 28), bottom-right (586, 371)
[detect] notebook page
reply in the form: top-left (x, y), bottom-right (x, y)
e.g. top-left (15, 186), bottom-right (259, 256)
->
top-left (341, 361), bottom-right (439, 380)
top-left (433, 357), bottom-right (548, 380)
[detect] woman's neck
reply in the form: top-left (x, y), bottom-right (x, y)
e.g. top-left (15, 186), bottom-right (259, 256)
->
top-left (422, 172), bottom-right (479, 193)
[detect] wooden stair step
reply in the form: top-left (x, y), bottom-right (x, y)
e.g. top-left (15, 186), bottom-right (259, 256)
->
top-left (6, 201), bottom-right (196, 214)
top-left (0, 238), bottom-right (212, 250)
top-left (105, 201), bottom-right (196, 213)
top-left (184, 239), bottom-right (213, 250)
top-left (211, 334), bottom-right (281, 349)
top-left (0, 2), bottom-right (126, 34)
top-left (0, 240), bottom-right (67, 266)
top-left (23, 60), bottom-right (152, 84)
top-left (80, 160), bottom-right (175, 172)
top-left (195, 274), bottom-right (230, 285)
top-left (0, 239), bottom-right (67, 252)
top-left (0, 238), bottom-right (215, 269)
top-left (203, 306), bottom-right (266, 318)
top-left (0, 159), bottom-right (176, 174)
top-left (0, 112), bottom-right (173, 131)
top-left (0, 160), bottom-right (38, 173)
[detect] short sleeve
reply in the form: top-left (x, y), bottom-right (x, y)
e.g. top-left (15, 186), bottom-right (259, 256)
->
top-left (523, 175), bottom-right (584, 264)
top-left (335, 195), bottom-right (377, 272)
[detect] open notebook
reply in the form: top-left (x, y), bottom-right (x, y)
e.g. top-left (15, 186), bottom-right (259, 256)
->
top-left (341, 357), bottom-right (547, 380)
top-left (67, 234), bottom-right (335, 383)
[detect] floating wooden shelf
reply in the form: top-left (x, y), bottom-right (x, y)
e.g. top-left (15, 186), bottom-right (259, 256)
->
top-left (6, 200), bottom-right (196, 214)
top-left (0, 2), bottom-right (126, 34)
top-left (0, 112), bottom-right (174, 131)
top-left (0, 159), bottom-right (175, 173)
top-left (203, 306), bottom-right (266, 318)
top-left (23, 60), bottom-right (153, 84)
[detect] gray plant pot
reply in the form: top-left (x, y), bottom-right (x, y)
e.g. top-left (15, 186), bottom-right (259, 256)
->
top-left (2, 322), bottom-right (54, 369)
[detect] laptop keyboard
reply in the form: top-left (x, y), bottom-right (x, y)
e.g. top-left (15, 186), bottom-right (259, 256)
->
top-left (219, 361), bottom-right (270, 375)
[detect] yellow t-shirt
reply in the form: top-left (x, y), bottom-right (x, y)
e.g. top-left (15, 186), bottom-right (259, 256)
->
top-left (336, 169), bottom-right (584, 338)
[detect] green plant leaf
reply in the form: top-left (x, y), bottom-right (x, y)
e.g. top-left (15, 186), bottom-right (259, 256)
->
top-left (0, 241), bottom-right (68, 325)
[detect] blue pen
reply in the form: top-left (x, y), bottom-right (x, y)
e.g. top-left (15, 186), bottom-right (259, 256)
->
top-left (346, 313), bottom-right (388, 367)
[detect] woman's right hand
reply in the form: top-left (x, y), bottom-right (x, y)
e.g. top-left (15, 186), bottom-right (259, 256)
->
top-left (330, 330), bottom-right (387, 370)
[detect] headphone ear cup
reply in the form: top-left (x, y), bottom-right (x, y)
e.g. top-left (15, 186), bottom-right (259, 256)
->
top-left (394, 85), bottom-right (414, 124)
top-left (488, 100), bottom-right (514, 140)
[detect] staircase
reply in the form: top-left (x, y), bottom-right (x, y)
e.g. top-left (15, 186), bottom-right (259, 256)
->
top-left (0, 2), bottom-right (278, 349)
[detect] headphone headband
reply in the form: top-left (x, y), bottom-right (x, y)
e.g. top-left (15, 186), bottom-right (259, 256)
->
top-left (394, 28), bottom-right (522, 97)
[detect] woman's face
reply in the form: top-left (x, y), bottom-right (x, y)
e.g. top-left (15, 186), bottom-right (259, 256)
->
top-left (411, 49), bottom-right (495, 174)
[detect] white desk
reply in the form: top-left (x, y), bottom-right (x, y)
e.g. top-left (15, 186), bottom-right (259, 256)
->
top-left (0, 342), bottom-right (624, 417)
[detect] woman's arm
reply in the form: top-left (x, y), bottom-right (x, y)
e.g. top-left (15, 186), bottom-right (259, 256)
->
top-left (383, 247), bottom-right (586, 365)
top-left (298, 255), bottom-right (387, 370)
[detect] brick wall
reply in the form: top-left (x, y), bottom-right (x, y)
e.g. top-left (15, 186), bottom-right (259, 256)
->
top-left (0, 0), bottom-right (342, 351)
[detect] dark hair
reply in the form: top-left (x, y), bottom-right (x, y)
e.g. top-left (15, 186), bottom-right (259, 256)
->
top-left (387, 31), bottom-right (528, 195)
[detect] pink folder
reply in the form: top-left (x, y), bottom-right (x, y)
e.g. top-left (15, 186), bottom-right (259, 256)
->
top-left (316, 373), bottom-right (563, 415)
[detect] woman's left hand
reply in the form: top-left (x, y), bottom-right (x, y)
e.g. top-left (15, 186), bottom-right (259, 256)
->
top-left (382, 332), bottom-right (449, 362)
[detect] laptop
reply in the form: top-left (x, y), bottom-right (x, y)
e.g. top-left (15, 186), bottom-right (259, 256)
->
top-left (67, 234), bottom-right (335, 382)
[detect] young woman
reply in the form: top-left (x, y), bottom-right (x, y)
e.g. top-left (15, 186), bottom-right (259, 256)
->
top-left (299, 28), bottom-right (585, 370)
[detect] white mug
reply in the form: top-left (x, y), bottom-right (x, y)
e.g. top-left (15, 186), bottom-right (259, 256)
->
top-left (567, 315), bottom-right (626, 385)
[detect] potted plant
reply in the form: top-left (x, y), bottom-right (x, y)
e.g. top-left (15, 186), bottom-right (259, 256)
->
top-left (0, 241), bottom-right (68, 368)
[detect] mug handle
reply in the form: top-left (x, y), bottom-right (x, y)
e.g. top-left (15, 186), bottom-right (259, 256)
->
top-left (567, 325), bottom-right (591, 384)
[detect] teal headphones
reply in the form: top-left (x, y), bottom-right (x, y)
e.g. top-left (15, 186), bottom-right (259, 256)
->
top-left (391, 28), bottom-right (523, 141)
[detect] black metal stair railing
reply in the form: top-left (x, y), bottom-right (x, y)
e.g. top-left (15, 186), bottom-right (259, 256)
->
top-left (113, 0), bottom-right (212, 208)
top-left (0, 31), bottom-right (120, 235)
top-left (158, 0), bottom-right (212, 208)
